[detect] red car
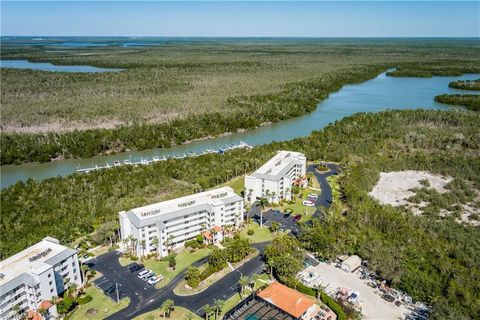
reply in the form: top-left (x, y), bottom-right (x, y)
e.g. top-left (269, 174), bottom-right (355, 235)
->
top-left (293, 214), bottom-right (302, 222)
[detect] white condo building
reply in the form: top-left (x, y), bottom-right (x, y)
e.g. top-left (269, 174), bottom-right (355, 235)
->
top-left (245, 150), bottom-right (307, 203)
top-left (0, 237), bottom-right (82, 320)
top-left (119, 186), bottom-right (244, 258)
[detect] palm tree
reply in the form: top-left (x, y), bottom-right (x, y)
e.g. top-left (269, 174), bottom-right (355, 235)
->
top-left (69, 283), bottom-right (78, 299)
top-left (160, 299), bottom-right (174, 318)
top-left (140, 239), bottom-right (146, 258)
top-left (238, 275), bottom-right (249, 297)
top-left (271, 191), bottom-right (277, 203)
top-left (81, 264), bottom-right (89, 285)
top-left (166, 235), bottom-right (175, 253)
top-left (202, 304), bottom-right (213, 320)
top-left (151, 236), bottom-right (159, 260)
top-left (265, 190), bottom-right (271, 203)
top-left (247, 189), bottom-right (253, 203)
top-left (213, 299), bottom-right (224, 319)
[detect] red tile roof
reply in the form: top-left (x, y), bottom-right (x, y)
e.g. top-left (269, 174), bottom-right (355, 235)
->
top-left (212, 226), bottom-right (222, 232)
top-left (26, 310), bottom-right (42, 320)
top-left (39, 300), bottom-right (54, 310)
top-left (203, 231), bottom-right (212, 240)
top-left (258, 282), bottom-right (315, 318)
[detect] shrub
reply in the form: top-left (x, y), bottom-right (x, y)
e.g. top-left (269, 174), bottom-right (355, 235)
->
top-left (185, 266), bottom-right (202, 288)
top-left (130, 255), bottom-right (138, 261)
top-left (247, 229), bottom-right (254, 236)
top-left (320, 291), bottom-right (347, 320)
top-left (185, 239), bottom-right (199, 249)
top-left (77, 295), bottom-right (92, 305)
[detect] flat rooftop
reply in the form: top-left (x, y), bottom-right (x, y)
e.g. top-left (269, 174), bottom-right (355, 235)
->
top-left (129, 186), bottom-right (241, 220)
top-left (252, 151), bottom-right (305, 179)
top-left (0, 237), bottom-right (71, 284)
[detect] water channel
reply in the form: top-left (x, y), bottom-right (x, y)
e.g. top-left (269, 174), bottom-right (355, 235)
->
top-left (1, 71), bottom-right (478, 188)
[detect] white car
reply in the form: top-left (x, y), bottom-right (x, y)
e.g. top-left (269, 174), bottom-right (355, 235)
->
top-left (303, 200), bottom-right (315, 207)
top-left (308, 194), bottom-right (318, 199)
top-left (147, 275), bottom-right (164, 285)
top-left (138, 269), bottom-right (152, 278)
top-left (142, 272), bottom-right (155, 281)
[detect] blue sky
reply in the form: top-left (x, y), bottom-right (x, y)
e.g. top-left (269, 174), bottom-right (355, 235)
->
top-left (1, 1), bottom-right (479, 37)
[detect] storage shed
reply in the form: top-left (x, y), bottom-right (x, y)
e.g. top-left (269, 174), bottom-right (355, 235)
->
top-left (340, 255), bottom-right (361, 273)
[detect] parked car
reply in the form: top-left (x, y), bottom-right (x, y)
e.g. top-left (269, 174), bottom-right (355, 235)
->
top-left (129, 263), bottom-right (144, 273)
top-left (104, 284), bottom-right (116, 294)
top-left (272, 210), bottom-right (280, 216)
top-left (303, 200), bottom-right (315, 207)
top-left (147, 275), bottom-right (164, 285)
top-left (138, 269), bottom-right (152, 279)
top-left (308, 194), bottom-right (318, 199)
top-left (381, 294), bottom-right (395, 303)
top-left (142, 272), bottom-right (155, 281)
top-left (293, 214), bottom-right (302, 222)
top-left (283, 212), bottom-right (291, 218)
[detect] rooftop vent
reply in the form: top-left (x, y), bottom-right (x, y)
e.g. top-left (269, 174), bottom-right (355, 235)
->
top-left (0, 273), bottom-right (5, 281)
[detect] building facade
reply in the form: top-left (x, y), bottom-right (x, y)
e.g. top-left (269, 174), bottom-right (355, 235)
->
top-left (0, 237), bottom-right (82, 320)
top-left (245, 151), bottom-right (307, 203)
top-left (119, 186), bottom-right (244, 258)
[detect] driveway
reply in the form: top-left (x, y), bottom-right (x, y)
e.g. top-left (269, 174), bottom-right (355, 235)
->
top-left (307, 163), bottom-right (340, 219)
top-left (90, 242), bottom-right (269, 319)
top-left (248, 162), bottom-right (340, 234)
top-left (304, 264), bottom-right (408, 320)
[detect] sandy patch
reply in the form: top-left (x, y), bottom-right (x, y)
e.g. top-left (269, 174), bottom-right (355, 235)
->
top-left (369, 171), bottom-right (452, 209)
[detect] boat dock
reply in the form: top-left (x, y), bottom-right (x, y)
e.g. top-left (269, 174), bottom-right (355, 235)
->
top-left (76, 141), bottom-right (253, 173)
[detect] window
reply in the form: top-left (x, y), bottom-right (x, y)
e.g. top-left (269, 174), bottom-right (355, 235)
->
top-left (48, 274), bottom-right (51, 278)
top-left (49, 281), bottom-right (52, 286)
top-left (50, 289), bottom-right (54, 293)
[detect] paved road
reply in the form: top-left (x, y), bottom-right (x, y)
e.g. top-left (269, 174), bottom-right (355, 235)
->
top-left (307, 163), bottom-right (340, 219)
top-left (90, 242), bottom-right (268, 319)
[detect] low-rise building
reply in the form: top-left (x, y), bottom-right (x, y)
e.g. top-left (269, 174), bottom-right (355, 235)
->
top-left (225, 281), bottom-right (333, 320)
top-left (119, 186), bottom-right (243, 258)
top-left (341, 255), bottom-right (362, 273)
top-left (0, 237), bottom-right (82, 320)
top-left (245, 151), bottom-right (307, 203)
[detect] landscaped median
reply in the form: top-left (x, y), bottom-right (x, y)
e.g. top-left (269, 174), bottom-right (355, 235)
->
top-left (174, 249), bottom-right (259, 295)
top-left (119, 247), bottom-right (211, 288)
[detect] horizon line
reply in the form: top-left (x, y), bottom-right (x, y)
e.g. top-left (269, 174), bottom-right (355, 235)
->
top-left (2, 35), bottom-right (479, 38)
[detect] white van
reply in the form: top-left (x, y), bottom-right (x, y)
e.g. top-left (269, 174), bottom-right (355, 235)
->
top-left (138, 269), bottom-right (151, 278)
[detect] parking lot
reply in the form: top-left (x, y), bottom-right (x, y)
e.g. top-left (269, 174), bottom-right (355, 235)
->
top-left (257, 209), bottom-right (301, 235)
top-left (90, 251), bottom-right (157, 305)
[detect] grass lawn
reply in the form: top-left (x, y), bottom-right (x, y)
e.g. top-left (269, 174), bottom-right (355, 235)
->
top-left (221, 273), bottom-right (270, 316)
top-left (119, 247), bottom-right (211, 288)
top-left (270, 188), bottom-right (318, 222)
top-left (69, 286), bottom-right (130, 320)
top-left (133, 306), bottom-right (201, 320)
top-left (219, 175), bottom-right (245, 195)
top-left (240, 222), bottom-right (276, 243)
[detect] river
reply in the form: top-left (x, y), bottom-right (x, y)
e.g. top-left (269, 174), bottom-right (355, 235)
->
top-left (1, 71), bottom-right (478, 188)
top-left (0, 60), bottom-right (123, 73)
